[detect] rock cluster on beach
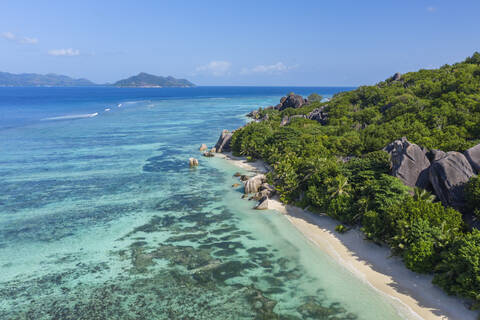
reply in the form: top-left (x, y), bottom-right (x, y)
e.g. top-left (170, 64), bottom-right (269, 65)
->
top-left (384, 137), bottom-right (479, 211)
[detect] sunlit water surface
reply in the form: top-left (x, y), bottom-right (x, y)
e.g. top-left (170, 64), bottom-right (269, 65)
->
top-left (0, 87), bottom-right (407, 319)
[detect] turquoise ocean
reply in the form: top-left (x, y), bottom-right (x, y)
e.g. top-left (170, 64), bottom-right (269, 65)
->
top-left (0, 86), bottom-right (409, 319)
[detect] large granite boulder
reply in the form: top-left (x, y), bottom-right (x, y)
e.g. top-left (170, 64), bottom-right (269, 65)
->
top-left (384, 137), bottom-right (431, 188)
top-left (427, 149), bottom-right (447, 163)
top-left (465, 143), bottom-right (480, 173)
top-left (244, 174), bottom-right (267, 194)
top-left (276, 93), bottom-right (306, 111)
top-left (391, 72), bottom-right (402, 81)
top-left (429, 152), bottom-right (475, 208)
top-left (307, 107), bottom-right (328, 125)
top-left (214, 129), bottom-right (233, 153)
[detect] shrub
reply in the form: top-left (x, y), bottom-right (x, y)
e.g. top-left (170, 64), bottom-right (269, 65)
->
top-left (465, 176), bottom-right (480, 217)
top-left (335, 224), bottom-right (348, 233)
top-left (433, 230), bottom-right (480, 308)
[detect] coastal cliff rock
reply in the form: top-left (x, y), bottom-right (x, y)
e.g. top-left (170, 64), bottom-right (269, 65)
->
top-left (465, 143), bottom-right (480, 173)
top-left (244, 174), bottom-right (267, 194)
top-left (384, 137), bottom-right (431, 188)
top-left (429, 152), bottom-right (475, 208)
top-left (307, 107), bottom-right (329, 125)
top-left (214, 129), bottom-right (233, 153)
top-left (276, 93), bottom-right (306, 111)
top-left (189, 158), bottom-right (199, 167)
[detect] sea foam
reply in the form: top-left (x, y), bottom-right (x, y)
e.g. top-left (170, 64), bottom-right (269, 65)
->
top-left (41, 113), bottom-right (99, 121)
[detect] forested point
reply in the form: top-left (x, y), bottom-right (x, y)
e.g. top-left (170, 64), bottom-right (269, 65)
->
top-left (231, 52), bottom-right (480, 310)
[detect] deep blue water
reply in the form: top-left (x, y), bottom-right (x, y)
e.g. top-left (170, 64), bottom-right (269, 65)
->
top-left (0, 86), bottom-right (351, 130)
top-left (0, 86), bottom-right (410, 319)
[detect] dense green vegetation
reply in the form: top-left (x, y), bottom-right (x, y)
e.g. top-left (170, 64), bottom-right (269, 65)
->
top-left (466, 176), bottom-right (480, 217)
top-left (231, 53), bottom-right (480, 308)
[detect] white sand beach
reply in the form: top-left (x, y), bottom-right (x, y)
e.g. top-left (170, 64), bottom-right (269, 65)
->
top-left (219, 152), bottom-right (477, 320)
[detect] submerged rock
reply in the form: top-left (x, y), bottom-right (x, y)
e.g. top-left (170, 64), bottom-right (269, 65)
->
top-left (465, 143), bottom-right (480, 173)
top-left (203, 151), bottom-right (214, 157)
top-left (244, 174), bottom-right (267, 194)
top-left (429, 151), bottom-right (475, 208)
top-left (214, 129), bottom-right (233, 153)
top-left (384, 137), bottom-right (431, 188)
top-left (189, 158), bottom-right (199, 167)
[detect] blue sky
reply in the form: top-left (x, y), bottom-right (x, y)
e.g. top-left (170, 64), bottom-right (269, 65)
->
top-left (0, 1), bottom-right (479, 86)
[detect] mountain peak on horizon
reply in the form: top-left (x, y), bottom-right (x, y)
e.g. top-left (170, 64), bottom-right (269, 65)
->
top-left (0, 71), bottom-right (95, 87)
top-left (114, 73), bottom-right (195, 88)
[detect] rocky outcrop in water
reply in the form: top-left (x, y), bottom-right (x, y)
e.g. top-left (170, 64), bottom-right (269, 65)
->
top-left (384, 137), bottom-right (431, 188)
top-left (189, 158), bottom-right (199, 167)
top-left (199, 144), bottom-right (207, 151)
top-left (214, 129), bottom-right (233, 153)
top-left (465, 143), bottom-right (480, 173)
top-left (429, 152), bottom-right (475, 209)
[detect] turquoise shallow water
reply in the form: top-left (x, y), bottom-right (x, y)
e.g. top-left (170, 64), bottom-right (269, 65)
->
top-left (0, 87), bottom-right (407, 319)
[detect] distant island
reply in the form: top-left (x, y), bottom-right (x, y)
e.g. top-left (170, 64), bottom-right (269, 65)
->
top-left (0, 71), bottom-right (195, 88)
top-left (0, 72), bottom-right (95, 87)
top-left (113, 73), bottom-right (195, 88)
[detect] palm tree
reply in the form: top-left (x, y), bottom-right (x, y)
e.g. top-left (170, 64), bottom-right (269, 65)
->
top-left (413, 187), bottom-right (436, 202)
top-left (328, 175), bottom-right (351, 198)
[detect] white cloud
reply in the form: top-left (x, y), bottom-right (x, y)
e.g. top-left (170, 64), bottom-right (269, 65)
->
top-left (427, 6), bottom-right (436, 12)
top-left (241, 62), bottom-right (298, 75)
top-left (1, 31), bottom-right (15, 40)
top-left (20, 37), bottom-right (38, 44)
top-left (195, 61), bottom-right (231, 76)
top-left (48, 48), bottom-right (80, 56)
top-left (1, 31), bottom-right (38, 44)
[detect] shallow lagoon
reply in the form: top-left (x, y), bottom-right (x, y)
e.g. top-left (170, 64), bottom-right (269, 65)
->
top-left (0, 87), bottom-right (406, 319)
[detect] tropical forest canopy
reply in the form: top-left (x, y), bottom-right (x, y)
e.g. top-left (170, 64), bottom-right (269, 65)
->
top-left (231, 53), bottom-right (480, 309)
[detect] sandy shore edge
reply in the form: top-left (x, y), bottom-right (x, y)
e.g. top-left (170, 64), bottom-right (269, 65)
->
top-left (217, 152), bottom-right (477, 320)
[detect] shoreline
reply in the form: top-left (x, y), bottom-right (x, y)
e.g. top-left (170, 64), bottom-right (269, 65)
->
top-left (217, 152), bottom-right (477, 320)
